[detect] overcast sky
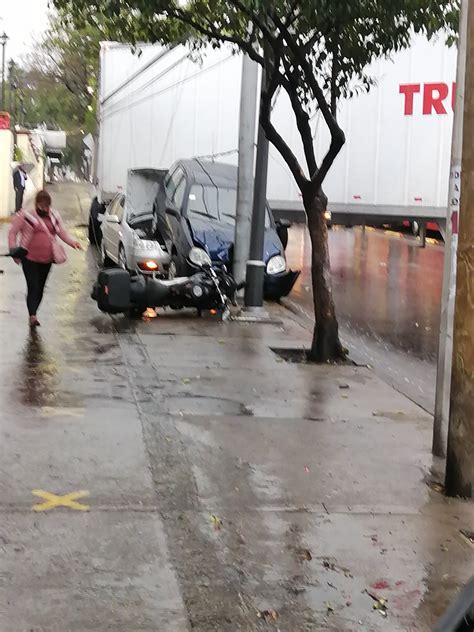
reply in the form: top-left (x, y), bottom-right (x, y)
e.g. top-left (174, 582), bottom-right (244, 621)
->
top-left (0, 0), bottom-right (50, 63)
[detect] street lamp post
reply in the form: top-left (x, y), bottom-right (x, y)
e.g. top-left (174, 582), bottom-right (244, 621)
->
top-left (0, 32), bottom-right (9, 112)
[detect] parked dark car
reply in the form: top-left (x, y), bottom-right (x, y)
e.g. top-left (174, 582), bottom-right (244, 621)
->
top-left (155, 159), bottom-right (299, 300)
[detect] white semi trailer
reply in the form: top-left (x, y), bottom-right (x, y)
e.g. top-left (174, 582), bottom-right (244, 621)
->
top-left (93, 36), bottom-right (457, 231)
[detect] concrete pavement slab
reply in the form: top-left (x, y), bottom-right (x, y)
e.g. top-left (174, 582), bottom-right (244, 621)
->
top-left (0, 511), bottom-right (187, 631)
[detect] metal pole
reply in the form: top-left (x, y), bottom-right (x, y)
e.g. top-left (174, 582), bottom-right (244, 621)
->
top-left (233, 54), bottom-right (259, 290)
top-left (244, 87), bottom-right (269, 308)
top-left (445, 0), bottom-right (474, 498)
top-left (433, 0), bottom-right (468, 457)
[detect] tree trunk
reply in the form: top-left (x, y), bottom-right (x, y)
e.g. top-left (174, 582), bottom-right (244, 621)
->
top-left (305, 193), bottom-right (345, 363)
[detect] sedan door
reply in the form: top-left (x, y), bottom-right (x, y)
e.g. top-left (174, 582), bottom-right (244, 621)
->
top-left (102, 197), bottom-right (119, 258)
top-left (104, 196), bottom-right (125, 262)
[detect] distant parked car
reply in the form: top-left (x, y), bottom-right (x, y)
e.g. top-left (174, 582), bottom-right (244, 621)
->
top-left (99, 169), bottom-right (170, 276)
top-left (156, 159), bottom-right (300, 299)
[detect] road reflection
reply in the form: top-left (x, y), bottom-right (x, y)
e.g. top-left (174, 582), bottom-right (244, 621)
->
top-left (286, 225), bottom-right (444, 362)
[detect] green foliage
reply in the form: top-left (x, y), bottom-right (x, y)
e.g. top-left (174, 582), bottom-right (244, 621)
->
top-left (8, 9), bottom-right (101, 167)
top-left (13, 146), bottom-right (24, 162)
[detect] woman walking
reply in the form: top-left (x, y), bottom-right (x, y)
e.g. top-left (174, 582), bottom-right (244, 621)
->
top-left (8, 190), bottom-right (82, 327)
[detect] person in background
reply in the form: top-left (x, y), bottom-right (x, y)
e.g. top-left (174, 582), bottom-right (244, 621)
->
top-left (8, 189), bottom-right (82, 327)
top-left (13, 164), bottom-right (28, 212)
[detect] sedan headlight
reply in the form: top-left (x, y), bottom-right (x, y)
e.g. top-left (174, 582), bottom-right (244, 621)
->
top-left (266, 255), bottom-right (287, 275)
top-left (189, 247), bottom-right (211, 267)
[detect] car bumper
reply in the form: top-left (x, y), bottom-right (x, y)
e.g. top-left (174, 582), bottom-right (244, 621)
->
top-left (264, 269), bottom-right (300, 300)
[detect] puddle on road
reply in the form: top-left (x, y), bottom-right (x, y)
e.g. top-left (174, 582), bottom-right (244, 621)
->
top-left (15, 331), bottom-right (83, 411)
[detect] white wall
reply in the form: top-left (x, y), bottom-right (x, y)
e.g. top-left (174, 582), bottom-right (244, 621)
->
top-left (0, 130), bottom-right (14, 218)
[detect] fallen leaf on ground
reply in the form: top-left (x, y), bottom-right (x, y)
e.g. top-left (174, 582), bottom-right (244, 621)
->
top-left (326, 601), bottom-right (335, 613)
top-left (182, 378), bottom-right (191, 384)
top-left (257, 609), bottom-right (278, 622)
top-left (365, 590), bottom-right (388, 617)
top-left (295, 547), bottom-right (312, 562)
top-left (210, 515), bottom-right (223, 530)
top-left (428, 481), bottom-right (445, 494)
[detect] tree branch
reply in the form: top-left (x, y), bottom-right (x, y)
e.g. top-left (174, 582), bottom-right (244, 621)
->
top-left (274, 15), bottom-right (345, 197)
top-left (281, 59), bottom-right (317, 177)
top-left (166, 9), bottom-right (265, 66)
top-left (309, 136), bottom-right (343, 199)
top-left (260, 60), bottom-right (308, 192)
top-left (225, 0), bottom-right (275, 43)
top-left (330, 56), bottom-right (338, 117)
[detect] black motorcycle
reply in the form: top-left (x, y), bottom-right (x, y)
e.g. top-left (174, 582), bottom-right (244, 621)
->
top-left (92, 262), bottom-right (242, 320)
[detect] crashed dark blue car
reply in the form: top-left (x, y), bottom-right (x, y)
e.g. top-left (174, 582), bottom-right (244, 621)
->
top-left (155, 159), bottom-right (300, 300)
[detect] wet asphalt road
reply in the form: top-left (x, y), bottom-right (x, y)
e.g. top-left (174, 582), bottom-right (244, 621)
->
top-left (285, 225), bottom-right (444, 412)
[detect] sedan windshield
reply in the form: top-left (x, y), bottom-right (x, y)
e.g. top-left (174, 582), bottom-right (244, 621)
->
top-left (187, 185), bottom-right (270, 227)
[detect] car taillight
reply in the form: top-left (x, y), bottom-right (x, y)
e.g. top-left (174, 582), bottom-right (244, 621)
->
top-left (138, 261), bottom-right (159, 271)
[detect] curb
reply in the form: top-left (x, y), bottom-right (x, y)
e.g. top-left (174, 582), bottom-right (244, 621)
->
top-left (279, 296), bottom-right (314, 332)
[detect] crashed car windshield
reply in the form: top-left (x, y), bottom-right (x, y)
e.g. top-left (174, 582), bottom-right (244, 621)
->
top-left (187, 185), bottom-right (270, 228)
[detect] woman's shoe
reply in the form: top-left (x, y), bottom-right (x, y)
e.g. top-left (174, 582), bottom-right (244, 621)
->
top-left (29, 316), bottom-right (40, 328)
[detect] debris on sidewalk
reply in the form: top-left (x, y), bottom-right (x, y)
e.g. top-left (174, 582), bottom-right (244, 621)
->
top-left (294, 547), bottom-right (312, 562)
top-left (365, 589), bottom-right (388, 617)
top-left (428, 480), bottom-right (446, 494)
top-left (322, 558), bottom-right (353, 578)
top-left (257, 608), bottom-right (278, 623)
top-left (210, 514), bottom-right (223, 531)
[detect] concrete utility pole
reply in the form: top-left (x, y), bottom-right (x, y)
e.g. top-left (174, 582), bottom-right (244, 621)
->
top-left (433, 0), bottom-right (468, 457)
top-left (244, 97), bottom-right (269, 308)
top-left (233, 54), bottom-right (259, 290)
top-left (445, 0), bottom-right (474, 498)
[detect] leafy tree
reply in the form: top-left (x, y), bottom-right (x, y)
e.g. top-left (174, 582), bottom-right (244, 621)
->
top-left (53, 0), bottom-right (458, 360)
top-left (8, 10), bottom-right (101, 172)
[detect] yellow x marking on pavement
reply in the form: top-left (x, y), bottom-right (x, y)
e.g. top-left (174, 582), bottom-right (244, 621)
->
top-left (32, 490), bottom-right (90, 512)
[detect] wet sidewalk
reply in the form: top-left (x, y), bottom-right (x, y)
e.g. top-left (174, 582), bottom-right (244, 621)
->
top-left (0, 183), bottom-right (473, 631)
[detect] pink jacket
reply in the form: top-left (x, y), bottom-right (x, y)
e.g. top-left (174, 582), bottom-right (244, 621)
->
top-left (8, 209), bottom-right (76, 263)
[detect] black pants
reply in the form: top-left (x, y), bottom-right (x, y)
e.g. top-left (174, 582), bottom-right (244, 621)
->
top-left (22, 259), bottom-right (52, 316)
top-left (15, 187), bottom-right (25, 212)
